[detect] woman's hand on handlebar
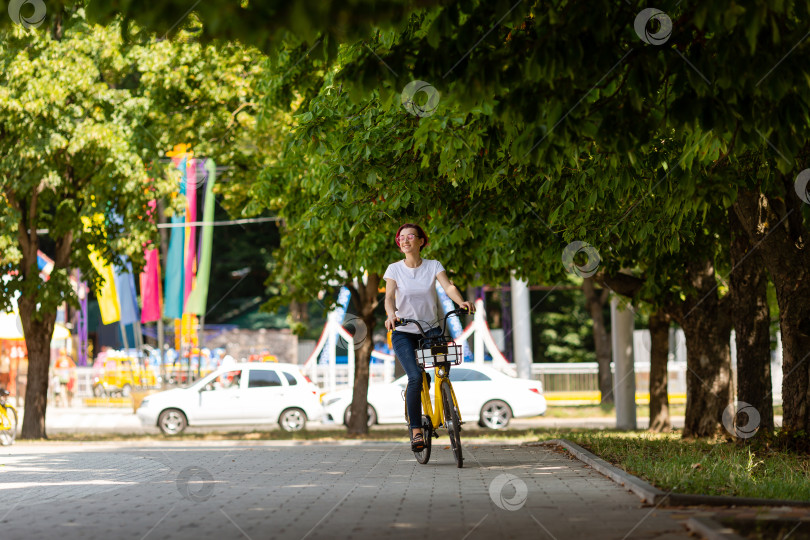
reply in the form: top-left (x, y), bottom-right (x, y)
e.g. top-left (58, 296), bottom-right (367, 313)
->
top-left (385, 315), bottom-right (398, 332)
top-left (459, 301), bottom-right (475, 313)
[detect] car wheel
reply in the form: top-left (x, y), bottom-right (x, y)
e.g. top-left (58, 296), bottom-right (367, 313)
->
top-left (92, 384), bottom-right (106, 397)
top-left (343, 405), bottom-right (376, 427)
top-left (279, 408), bottom-right (307, 432)
top-left (480, 400), bottom-right (512, 429)
top-left (158, 409), bottom-right (187, 435)
top-left (121, 384), bottom-right (132, 398)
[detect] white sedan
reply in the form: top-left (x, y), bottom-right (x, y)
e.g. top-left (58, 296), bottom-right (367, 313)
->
top-left (322, 364), bottom-right (546, 429)
top-left (137, 363), bottom-right (322, 434)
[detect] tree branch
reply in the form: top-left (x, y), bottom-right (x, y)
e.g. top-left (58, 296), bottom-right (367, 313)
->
top-left (595, 270), bottom-right (645, 300)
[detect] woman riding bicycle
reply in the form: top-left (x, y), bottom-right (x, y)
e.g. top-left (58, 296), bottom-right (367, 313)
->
top-left (383, 223), bottom-right (474, 452)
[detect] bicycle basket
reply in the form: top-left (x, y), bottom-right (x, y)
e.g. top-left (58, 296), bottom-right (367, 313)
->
top-left (415, 341), bottom-right (462, 368)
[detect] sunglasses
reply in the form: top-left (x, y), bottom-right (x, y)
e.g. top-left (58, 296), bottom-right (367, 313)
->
top-left (396, 233), bottom-right (421, 245)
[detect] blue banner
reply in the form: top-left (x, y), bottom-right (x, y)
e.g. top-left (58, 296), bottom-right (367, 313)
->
top-left (163, 158), bottom-right (187, 320)
top-left (114, 260), bottom-right (140, 326)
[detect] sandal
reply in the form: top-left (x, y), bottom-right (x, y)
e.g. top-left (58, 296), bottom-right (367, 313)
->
top-left (411, 432), bottom-right (425, 452)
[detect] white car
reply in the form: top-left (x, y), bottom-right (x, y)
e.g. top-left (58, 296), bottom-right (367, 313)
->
top-left (137, 363), bottom-right (322, 434)
top-left (322, 364), bottom-right (546, 429)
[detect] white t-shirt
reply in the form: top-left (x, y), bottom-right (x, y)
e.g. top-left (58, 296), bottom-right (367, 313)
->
top-left (383, 259), bottom-right (446, 334)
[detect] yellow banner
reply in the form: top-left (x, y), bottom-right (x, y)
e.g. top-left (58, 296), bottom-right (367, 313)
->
top-left (82, 215), bottom-right (120, 325)
top-left (88, 250), bottom-right (120, 325)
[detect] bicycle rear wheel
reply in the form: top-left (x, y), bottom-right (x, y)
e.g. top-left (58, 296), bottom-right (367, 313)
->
top-left (441, 380), bottom-right (463, 468)
top-left (0, 405), bottom-right (17, 446)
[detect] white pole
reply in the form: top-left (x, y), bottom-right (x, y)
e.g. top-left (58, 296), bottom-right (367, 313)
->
top-left (510, 275), bottom-right (533, 379)
top-left (328, 320), bottom-right (337, 393)
top-left (611, 297), bottom-right (637, 430)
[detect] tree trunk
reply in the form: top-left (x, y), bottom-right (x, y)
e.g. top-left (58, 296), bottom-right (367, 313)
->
top-left (648, 309), bottom-right (671, 432)
top-left (18, 295), bottom-right (56, 439)
top-left (583, 278), bottom-right (613, 404)
top-left (729, 208), bottom-right (774, 437)
top-left (734, 188), bottom-right (810, 435)
top-left (289, 300), bottom-right (309, 325)
top-left (670, 257), bottom-right (733, 438)
top-left (346, 274), bottom-right (381, 435)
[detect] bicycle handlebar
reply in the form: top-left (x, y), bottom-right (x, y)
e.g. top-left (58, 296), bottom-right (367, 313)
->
top-left (394, 307), bottom-right (470, 338)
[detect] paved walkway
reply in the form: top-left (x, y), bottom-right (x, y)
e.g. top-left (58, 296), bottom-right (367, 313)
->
top-left (0, 441), bottom-right (695, 539)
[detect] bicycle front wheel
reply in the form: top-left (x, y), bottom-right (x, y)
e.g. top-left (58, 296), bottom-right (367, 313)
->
top-left (405, 401), bottom-right (432, 464)
top-left (441, 380), bottom-right (463, 468)
top-left (0, 405), bottom-right (18, 446)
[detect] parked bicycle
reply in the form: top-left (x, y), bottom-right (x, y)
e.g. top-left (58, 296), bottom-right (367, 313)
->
top-left (395, 308), bottom-right (468, 468)
top-left (0, 388), bottom-right (18, 446)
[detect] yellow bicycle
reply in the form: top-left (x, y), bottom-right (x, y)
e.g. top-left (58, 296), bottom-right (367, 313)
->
top-left (0, 389), bottom-right (18, 446)
top-left (396, 308), bottom-right (468, 468)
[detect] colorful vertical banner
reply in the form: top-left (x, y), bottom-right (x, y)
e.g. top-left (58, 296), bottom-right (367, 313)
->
top-left (114, 261), bottom-right (140, 326)
top-left (162, 148), bottom-right (191, 321)
top-left (79, 282), bottom-right (88, 366)
top-left (140, 247), bottom-right (162, 323)
top-left (70, 270), bottom-right (89, 366)
top-left (183, 158), bottom-right (197, 306)
top-left (163, 215), bottom-right (186, 320)
top-left (181, 313), bottom-right (199, 346)
top-left (140, 199), bottom-right (162, 323)
top-left (186, 159), bottom-right (216, 316)
top-left (82, 215), bottom-right (121, 325)
top-left (88, 250), bottom-right (120, 325)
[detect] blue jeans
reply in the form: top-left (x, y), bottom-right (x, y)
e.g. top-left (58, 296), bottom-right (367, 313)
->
top-left (391, 328), bottom-right (442, 429)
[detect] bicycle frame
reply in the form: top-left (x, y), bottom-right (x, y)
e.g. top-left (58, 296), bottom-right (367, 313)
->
top-left (396, 307), bottom-right (468, 430)
top-left (419, 363), bottom-right (462, 431)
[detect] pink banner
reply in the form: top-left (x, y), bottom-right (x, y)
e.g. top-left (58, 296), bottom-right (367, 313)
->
top-left (140, 200), bottom-right (162, 323)
top-left (183, 159), bottom-right (197, 306)
top-left (140, 248), bottom-right (161, 323)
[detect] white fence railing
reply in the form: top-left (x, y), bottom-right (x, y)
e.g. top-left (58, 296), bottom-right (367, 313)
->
top-left (531, 362), bottom-right (688, 395)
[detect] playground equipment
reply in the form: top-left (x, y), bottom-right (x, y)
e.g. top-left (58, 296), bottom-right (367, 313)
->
top-left (303, 297), bottom-right (514, 392)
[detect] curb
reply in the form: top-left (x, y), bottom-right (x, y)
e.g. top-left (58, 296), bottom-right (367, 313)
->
top-left (684, 517), bottom-right (747, 540)
top-left (535, 439), bottom-right (810, 508)
top-left (533, 439), bottom-right (663, 504)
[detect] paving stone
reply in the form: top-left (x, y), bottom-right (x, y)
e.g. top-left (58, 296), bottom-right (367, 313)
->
top-left (0, 441), bottom-right (697, 539)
